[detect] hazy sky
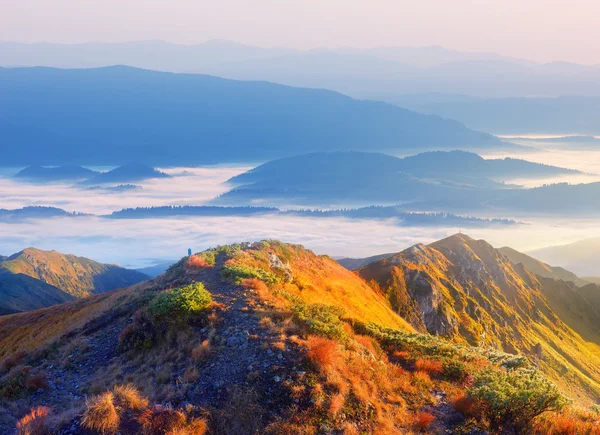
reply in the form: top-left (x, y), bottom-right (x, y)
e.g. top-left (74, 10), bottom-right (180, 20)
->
top-left (1, 0), bottom-right (598, 64)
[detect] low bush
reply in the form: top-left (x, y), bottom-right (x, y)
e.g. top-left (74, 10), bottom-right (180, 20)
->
top-left (148, 283), bottom-right (212, 321)
top-left (16, 406), bottom-right (50, 435)
top-left (0, 367), bottom-right (47, 399)
top-left (118, 309), bottom-right (158, 352)
top-left (2, 350), bottom-right (27, 372)
top-left (468, 367), bottom-right (570, 429)
top-left (222, 264), bottom-right (279, 285)
top-left (442, 359), bottom-right (469, 382)
top-left (82, 391), bottom-right (120, 434)
top-left (293, 303), bottom-right (346, 339)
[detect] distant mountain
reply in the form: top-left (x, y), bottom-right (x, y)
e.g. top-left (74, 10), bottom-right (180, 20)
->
top-left (529, 238), bottom-right (600, 277)
top-left (219, 151), bottom-right (578, 206)
top-left (0, 206), bottom-right (86, 221)
top-left (108, 205), bottom-right (519, 228)
top-left (390, 95), bottom-right (600, 135)
top-left (82, 163), bottom-right (170, 184)
top-left (0, 248), bottom-right (149, 299)
top-left (0, 66), bottom-right (504, 165)
top-left (0, 271), bottom-right (74, 314)
top-left (4, 40), bottom-right (600, 98)
top-left (582, 276), bottom-right (600, 285)
top-left (337, 253), bottom-right (395, 270)
top-left (134, 261), bottom-right (176, 278)
top-left (0, 40), bottom-right (528, 71)
top-left (498, 246), bottom-right (590, 287)
top-left (15, 165), bottom-right (98, 181)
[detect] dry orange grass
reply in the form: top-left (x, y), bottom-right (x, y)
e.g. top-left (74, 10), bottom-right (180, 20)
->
top-left (81, 391), bottom-right (119, 434)
top-left (165, 418), bottom-right (209, 435)
top-left (112, 384), bottom-right (149, 411)
top-left (532, 411), bottom-right (600, 435)
top-left (306, 336), bottom-right (338, 370)
top-left (16, 406), bottom-right (50, 435)
top-left (415, 359), bottom-right (444, 377)
top-left (138, 406), bottom-right (187, 435)
top-left (413, 411), bottom-right (435, 431)
top-left (185, 255), bottom-right (209, 270)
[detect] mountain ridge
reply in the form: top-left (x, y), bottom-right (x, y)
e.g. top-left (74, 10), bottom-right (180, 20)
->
top-left (0, 248), bottom-right (149, 314)
top-left (0, 66), bottom-right (504, 165)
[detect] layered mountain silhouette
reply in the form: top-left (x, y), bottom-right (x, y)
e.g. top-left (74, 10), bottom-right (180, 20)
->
top-left (1, 237), bottom-right (600, 434)
top-left (15, 163), bottom-right (169, 184)
top-left (3, 40), bottom-right (600, 98)
top-left (0, 66), bottom-right (504, 165)
top-left (15, 165), bottom-right (98, 181)
top-left (392, 94), bottom-right (600, 135)
top-left (0, 206), bottom-right (86, 221)
top-left (0, 248), bottom-right (148, 314)
top-left (218, 151), bottom-right (584, 209)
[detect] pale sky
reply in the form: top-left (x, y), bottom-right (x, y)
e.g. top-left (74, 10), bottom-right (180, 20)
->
top-left (0, 0), bottom-right (598, 64)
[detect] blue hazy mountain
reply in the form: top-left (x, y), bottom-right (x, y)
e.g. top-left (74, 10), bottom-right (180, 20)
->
top-left (389, 95), bottom-right (600, 135)
top-left (15, 165), bottom-right (99, 181)
top-left (219, 151), bottom-right (600, 214)
top-left (107, 205), bottom-right (517, 228)
top-left (4, 40), bottom-right (600, 98)
top-left (0, 206), bottom-right (86, 221)
top-left (222, 151), bottom-right (579, 204)
top-left (82, 163), bottom-right (170, 184)
top-left (0, 66), bottom-right (504, 165)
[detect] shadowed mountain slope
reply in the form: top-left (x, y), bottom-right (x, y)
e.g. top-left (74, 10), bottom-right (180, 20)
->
top-left (0, 248), bottom-right (149, 300)
top-left (0, 271), bottom-right (74, 314)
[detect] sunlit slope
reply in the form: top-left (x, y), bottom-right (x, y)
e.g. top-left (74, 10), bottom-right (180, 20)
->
top-left (358, 234), bottom-right (600, 403)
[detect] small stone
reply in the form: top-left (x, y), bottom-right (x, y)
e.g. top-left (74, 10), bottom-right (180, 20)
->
top-left (273, 375), bottom-right (281, 383)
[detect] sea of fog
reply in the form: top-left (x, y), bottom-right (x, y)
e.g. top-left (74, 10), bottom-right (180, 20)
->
top-left (1, 143), bottom-right (600, 272)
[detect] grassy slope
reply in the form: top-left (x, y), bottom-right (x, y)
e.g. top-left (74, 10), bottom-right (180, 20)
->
top-left (0, 248), bottom-right (148, 298)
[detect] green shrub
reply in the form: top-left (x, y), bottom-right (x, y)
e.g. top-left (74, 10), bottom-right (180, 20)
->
top-left (293, 303), bottom-right (346, 339)
top-left (443, 359), bottom-right (469, 382)
top-left (468, 367), bottom-right (570, 429)
top-left (222, 264), bottom-right (279, 285)
top-left (198, 250), bottom-right (217, 266)
top-left (148, 283), bottom-right (212, 320)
